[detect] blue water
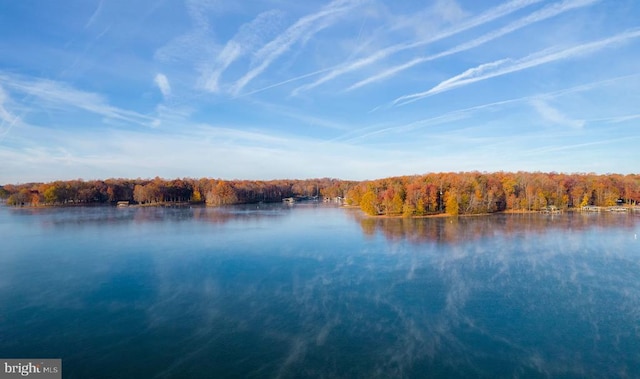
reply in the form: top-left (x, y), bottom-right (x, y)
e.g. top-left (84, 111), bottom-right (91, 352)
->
top-left (1, 204), bottom-right (639, 378)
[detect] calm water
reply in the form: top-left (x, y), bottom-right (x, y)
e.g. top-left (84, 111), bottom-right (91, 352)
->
top-left (1, 203), bottom-right (639, 378)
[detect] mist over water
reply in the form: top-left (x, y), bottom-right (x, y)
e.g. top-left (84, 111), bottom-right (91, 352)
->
top-left (1, 204), bottom-right (639, 378)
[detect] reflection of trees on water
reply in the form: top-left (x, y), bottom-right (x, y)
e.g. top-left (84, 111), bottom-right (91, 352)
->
top-left (353, 212), bottom-right (639, 245)
top-left (341, 212), bottom-right (640, 377)
top-left (190, 204), bottom-right (293, 225)
top-left (10, 204), bottom-right (293, 228)
top-left (141, 211), bottom-right (640, 377)
top-left (5, 206), bottom-right (639, 377)
top-left (129, 205), bottom-right (292, 226)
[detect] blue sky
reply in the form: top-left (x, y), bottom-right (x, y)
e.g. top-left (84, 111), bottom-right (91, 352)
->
top-left (1, 0), bottom-right (639, 183)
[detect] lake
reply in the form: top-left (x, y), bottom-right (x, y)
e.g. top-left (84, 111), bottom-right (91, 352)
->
top-left (1, 203), bottom-right (639, 378)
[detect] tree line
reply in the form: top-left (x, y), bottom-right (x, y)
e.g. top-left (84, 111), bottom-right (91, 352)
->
top-left (1, 172), bottom-right (639, 216)
top-left (346, 172), bottom-right (640, 216)
top-left (0, 177), bottom-right (352, 207)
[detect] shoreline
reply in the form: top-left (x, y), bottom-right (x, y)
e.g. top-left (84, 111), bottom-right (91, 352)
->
top-left (347, 206), bottom-right (638, 219)
top-left (4, 201), bottom-right (638, 217)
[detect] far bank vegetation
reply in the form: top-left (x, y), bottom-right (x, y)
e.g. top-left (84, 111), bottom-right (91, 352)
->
top-left (1, 172), bottom-right (639, 217)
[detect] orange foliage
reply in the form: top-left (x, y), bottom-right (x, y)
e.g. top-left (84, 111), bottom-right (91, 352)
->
top-left (2, 173), bottom-right (639, 214)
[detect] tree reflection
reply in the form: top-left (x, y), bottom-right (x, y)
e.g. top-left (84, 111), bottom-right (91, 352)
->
top-left (351, 212), bottom-right (639, 245)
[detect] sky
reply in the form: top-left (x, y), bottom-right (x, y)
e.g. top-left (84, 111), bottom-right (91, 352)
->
top-left (1, 0), bottom-right (639, 183)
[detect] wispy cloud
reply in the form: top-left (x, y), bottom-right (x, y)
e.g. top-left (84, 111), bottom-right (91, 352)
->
top-left (185, 0), bottom-right (218, 30)
top-left (531, 98), bottom-right (584, 129)
top-left (337, 96), bottom-right (518, 143)
top-left (0, 85), bottom-right (21, 139)
top-left (200, 10), bottom-right (284, 93)
top-left (524, 136), bottom-right (640, 155)
top-left (84, 0), bottom-right (104, 29)
top-left (0, 118), bottom-right (421, 183)
top-left (0, 73), bottom-right (155, 126)
top-left (154, 73), bottom-right (171, 99)
top-left (603, 114), bottom-right (640, 123)
top-left (0, 85), bottom-right (16, 124)
top-left (154, 0), bottom-right (221, 66)
top-left (339, 74), bottom-right (637, 143)
top-left (202, 42), bottom-right (241, 93)
top-left (235, 66), bottom-right (336, 97)
top-left (150, 103), bottom-right (196, 129)
top-left (248, 99), bottom-right (351, 131)
top-left (229, 0), bottom-right (365, 95)
top-left (3, 0), bottom-right (639, 181)
top-left (392, 28), bottom-right (640, 106)
top-left (293, 0), bottom-right (544, 94)
top-left (348, 0), bottom-right (599, 91)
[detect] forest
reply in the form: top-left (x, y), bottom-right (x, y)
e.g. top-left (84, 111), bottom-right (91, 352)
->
top-left (1, 172), bottom-right (639, 216)
top-left (345, 172), bottom-right (639, 216)
top-left (0, 177), bottom-right (352, 208)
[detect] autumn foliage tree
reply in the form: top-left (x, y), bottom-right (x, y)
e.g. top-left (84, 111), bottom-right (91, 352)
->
top-left (2, 173), bottom-right (639, 215)
top-left (344, 172), bottom-right (640, 216)
top-left (360, 190), bottom-right (379, 216)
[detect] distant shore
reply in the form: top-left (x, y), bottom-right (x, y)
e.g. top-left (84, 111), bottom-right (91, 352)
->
top-left (348, 206), bottom-right (639, 219)
top-left (2, 172), bottom-right (638, 217)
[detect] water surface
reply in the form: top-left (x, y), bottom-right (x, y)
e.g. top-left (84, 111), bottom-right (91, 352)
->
top-left (1, 204), bottom-right (639, 378)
